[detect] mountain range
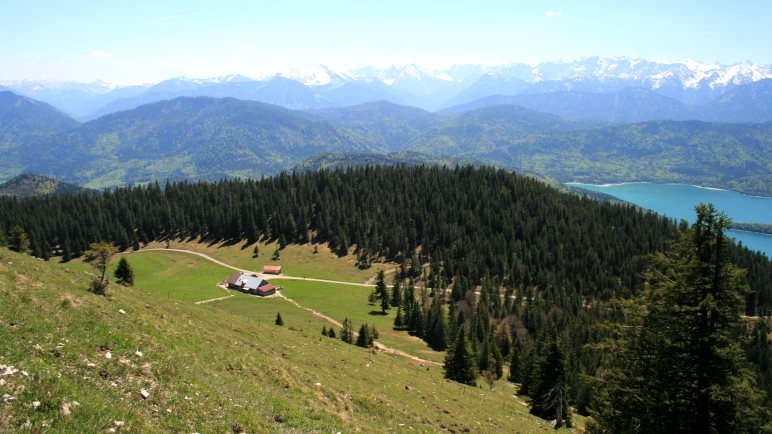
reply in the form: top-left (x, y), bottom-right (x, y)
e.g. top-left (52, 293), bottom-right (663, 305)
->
top-left (1, 92), bottom-right (769, 196)
top-left (3, 57), bottom-right (771, 120)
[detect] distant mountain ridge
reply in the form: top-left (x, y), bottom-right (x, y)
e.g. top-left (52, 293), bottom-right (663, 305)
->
top-left (4, 57), bottom-right (770, 118)
top-left (442, 80), bottom-right (772, 123)
top-left (1, 96), bottom-right (769, 196)
top-left (1, 97), bottom-right (376, 187)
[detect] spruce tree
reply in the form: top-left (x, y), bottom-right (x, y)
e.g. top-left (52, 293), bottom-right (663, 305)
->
top-left (393, 306), bottom-right (404, 330)
top-left (321, 325), bottom-right (328, 336)
top-left (275, 312), bottom-right (284, 326)
top-left (443, 327), bottom-right (478, 386)
top-left (508, 338), bottom-right (523, 383)
top-left (83, 241), bottom-right (118, 295)
top-left (340, 318), bottom-right (354, 344)
top-left (356, 324), bottom-right (371, 348)
top-left (590, 204), bottom-right (762, 434)
top-left (390, 275), bottom-right (402, 307)
top-left (8, 225), bottom-right (31, 254)
top-left (375, 270), bottom-right (390, 313)
top-left (114, 257), bottom-right (135, 286)
top-left (530, 340), bottom-right (572, 428)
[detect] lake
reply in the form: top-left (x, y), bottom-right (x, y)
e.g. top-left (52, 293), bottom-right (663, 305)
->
top-left (567, 182), bottom-right (772, 258)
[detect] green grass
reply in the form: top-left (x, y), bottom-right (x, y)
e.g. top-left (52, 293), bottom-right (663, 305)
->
top-left (277, 279), bottom-right (445, 363)
top-left (143, 238), bottom-right (392, 284)
top-left (116, 252), bottom-right (230, 303)
top-left (1, 247), bottom-right (585, 432)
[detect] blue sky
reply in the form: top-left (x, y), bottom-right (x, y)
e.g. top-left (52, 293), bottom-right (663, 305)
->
top-left (1, 0), bottom-right (770, 83)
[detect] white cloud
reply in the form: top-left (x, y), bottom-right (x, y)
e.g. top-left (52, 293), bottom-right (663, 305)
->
top-left (545, 11), bottom-right (561, 17)
top-left (90, 49), bottom-right (113, 58)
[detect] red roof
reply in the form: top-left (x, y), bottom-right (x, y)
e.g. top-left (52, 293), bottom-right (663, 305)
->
top-left (263, 265), bottom-right (282, 273)
top-left (226, 272), bottom-right (241, 285)
top-left (257, 284), bottom-right (277, 294)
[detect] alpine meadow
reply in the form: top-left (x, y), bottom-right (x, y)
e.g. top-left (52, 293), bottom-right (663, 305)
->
top-left (1, 1), bottom-right (771, 433)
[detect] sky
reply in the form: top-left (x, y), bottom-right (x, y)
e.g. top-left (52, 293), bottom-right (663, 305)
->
top-left (1, 0), bottom-right (770, 83)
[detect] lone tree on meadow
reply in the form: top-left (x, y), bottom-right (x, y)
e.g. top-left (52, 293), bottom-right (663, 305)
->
top-left (84, 241), bottom-right (118, 295)
top-left (114, 257), bottom-right (135, 286)
top-left (275, 312), bottom-right (284, 326)
top-left (374, 270), bottom-right (390, 313)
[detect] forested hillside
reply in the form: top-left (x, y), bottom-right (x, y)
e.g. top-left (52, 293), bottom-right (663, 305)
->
top-left (1, 165), bottom-right (770, 428)
top-left (0, 173), bottom-right (86, 198)
top-left (4, 97), bottom-right (375, 187)
top-left (3, 96), bottom-right (771, 194)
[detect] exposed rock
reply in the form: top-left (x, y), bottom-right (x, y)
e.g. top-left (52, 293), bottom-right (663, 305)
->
top-left (139, 389), bottom-right (150, 400)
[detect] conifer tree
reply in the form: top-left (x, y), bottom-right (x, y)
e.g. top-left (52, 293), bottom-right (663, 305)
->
top-left (508, 338), bottom-right (523, 383)
top-left (8, 225), bottom-right (30, 254)
top-left (275, 312), bottom-right (284, 326)
top-left (356, 323), bottom-right (371, 348)
top-left (114, 257), bottom-right (135, 286)
top-left (340, 318), bottom-right (354, 344)
top-left (375, 270), bottom-right (390, 313)
top-left (590, 204), bottom-right (762, 434)
top-left (393, 306), bottom-right (404, 330)
top-left (390, 275), bottom-right (402, 307)
top-left (530, 340), bottom-right (572, 428)
top-left (444, 327), bottom-right (478, 386)
top-left (83, 241), bottom-right (118, 295)
top-left (321, 325), bottom-right (328, 336)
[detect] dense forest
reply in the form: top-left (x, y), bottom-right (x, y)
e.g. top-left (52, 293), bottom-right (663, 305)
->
top-left (1, 165), bottom-right (770, 428)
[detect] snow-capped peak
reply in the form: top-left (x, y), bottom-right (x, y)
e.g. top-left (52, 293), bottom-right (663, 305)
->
top-left (279, 65), bottom-right (353, 86)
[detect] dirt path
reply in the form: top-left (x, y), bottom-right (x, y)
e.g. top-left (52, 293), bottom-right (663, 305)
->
top-left (278, 291), bottom-right (441, 366)
top-left (134, 248), bottom-right (375, 287)
top-left (195, 294), bottom-right (235, 304)
top-left (128, 248), bottom-right (440, 366)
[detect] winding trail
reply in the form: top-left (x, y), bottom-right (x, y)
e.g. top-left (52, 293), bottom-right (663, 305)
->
top-left (128, 248), bottom-right (440, 366)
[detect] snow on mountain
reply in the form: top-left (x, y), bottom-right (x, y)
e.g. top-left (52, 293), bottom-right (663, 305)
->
top-left (279, 65), bottom-right (353, 86)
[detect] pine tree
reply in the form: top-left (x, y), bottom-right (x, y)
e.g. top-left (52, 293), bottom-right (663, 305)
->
top-left (530, 340), bottom-right (572, 428)
top-left (83, 241), bottom-right (118, 295)
top-left (340, 318), bottom-right (354, 344)
top-left (114, 257), bottom-right (135, 286)
top-left (275, 312), bottom-right (284, 326)
top-left (356, 323), bottom-right (371, 348)
top-left (590, 204), bottom-right (762, 434)
top-left (327, 327), bottom-right (336, 339)
top-left (443, 327), bottom-right (478, 386)
top-left (390, 275), bottom-right (402, 307)
top-left (375, 270), bottom-right (390, 313)
top-left (321, 325), bottom-right (328, 336)
top-left (393, 306), bottom-right (404, 330)
top-left (508, 338), bottom-right (523, 383)
top-left (8, 225), bottom-right (31, 254)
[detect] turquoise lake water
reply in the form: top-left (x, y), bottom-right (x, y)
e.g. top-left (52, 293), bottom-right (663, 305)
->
top-left (567, 183), bottom-right (772, 258)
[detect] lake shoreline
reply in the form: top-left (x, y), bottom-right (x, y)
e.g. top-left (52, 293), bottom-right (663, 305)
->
top-left (566, 182), bottom-right (772, 256)
top-left (565, 181), bottom-right (772, 200)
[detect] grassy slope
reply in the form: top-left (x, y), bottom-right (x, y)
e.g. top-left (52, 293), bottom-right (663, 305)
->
top-left (143, 238), bottom-right (390, 284)
top-left (277, 279), bottom-right (444, 363)
top-left (3, 248), bottom-right (582, 432)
